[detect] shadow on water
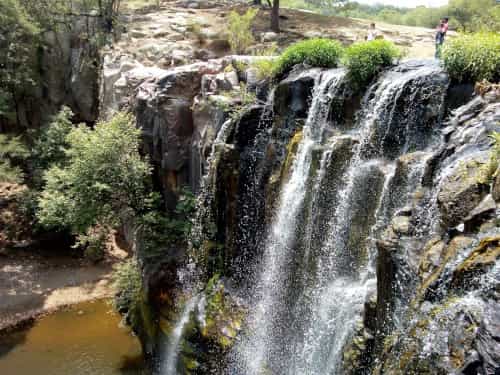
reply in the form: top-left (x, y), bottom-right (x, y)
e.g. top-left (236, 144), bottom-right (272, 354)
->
top-left (0, 299), bottom-right (148, 375)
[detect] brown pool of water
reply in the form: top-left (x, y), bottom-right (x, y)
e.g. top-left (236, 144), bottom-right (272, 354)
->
top-left (0, 299), bottom-right (149, 375)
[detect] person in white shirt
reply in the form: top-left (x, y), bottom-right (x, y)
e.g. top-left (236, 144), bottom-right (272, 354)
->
top-left (367, 23), bottom-right (378, 41)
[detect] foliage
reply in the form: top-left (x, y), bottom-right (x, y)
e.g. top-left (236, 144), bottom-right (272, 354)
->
top-left (218, 84), bottom-right (258, 120)
top-left (74, 225), bottom-right (109, 262)
top-left (0, 0), bottom-right (120, 124)
top-left (113, 258), bottom-right (143, 326)
top-left (36, 112), bottom-right (151, 235)
top-left (253, 59), bottom-right (277, 80)
top-left (344, 40), bottom-right (401, 88)
top-left (0, 0), bottom-right (39, 122)
top-left (317, 0), bottom-right (500, 32)
top-left (31, 106), bottom-right (74, 181)
top-left (273, 38), bottom-right (344, 77)
top-left (0, 134), bottom-right (29, 183)
top-left (227, 8), bottom-right (258, 54)
top-left (442, 33), bottom-right (500, 83)
top-left (138, 189), bottom-right (196, 261)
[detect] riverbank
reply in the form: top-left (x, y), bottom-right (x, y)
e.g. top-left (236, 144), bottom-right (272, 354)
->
top-left (0, 247), bottom-right (120, 332)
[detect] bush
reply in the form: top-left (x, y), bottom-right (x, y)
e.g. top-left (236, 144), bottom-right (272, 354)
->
top-left (252, 58), bottom-right (277, 80)
top-left (113, 258), bottom-right (143, 326)
top-left (36, 112), bottom-right (151, 234)
top-left (0, 134), bottom-right (29, 183)
top-left (273, 38), bottom-right (344, 77)
top-left (227, 8), bottom-right (258, 54)
top-left (31, 106), bottom-right (74, 184)
top-left (138, 189), bottom-right (196, 261)
top-left (344, 40), bottom-right (401, 89)
top-left (442, 32), bottom-right (500, 83)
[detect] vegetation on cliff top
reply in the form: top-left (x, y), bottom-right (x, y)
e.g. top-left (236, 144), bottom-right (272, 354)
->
top-left (273, 38), bottom-right (344, 77)
top-left (344, 39), bottom-right (402, 88)
top-left (442, 32), bottom-right (500, 83)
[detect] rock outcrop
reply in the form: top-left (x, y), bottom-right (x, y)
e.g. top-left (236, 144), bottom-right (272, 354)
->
top-left (351, 92), bottom-right (500, 375)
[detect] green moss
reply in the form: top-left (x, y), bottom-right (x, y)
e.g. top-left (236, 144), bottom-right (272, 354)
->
top-left (451, 235), bottom-right (500, 287)
top-left (281, 130), bottom-right (303, 182)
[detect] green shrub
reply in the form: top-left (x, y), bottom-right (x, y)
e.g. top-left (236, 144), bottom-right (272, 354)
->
top-left (227, 8), bottom-right (258, 54)
top-left (273, 38), bottom-right (344, 77)
top-left (344, 40), bottom-right (401, 89)
top-left (31, 106), bottom-right (74, 184)
top-left (138, 189), bottom-right (196, 261)
top-left (442, 32), bottom-right (500, 83)
top-left (252, 58), bottom-right (277, 80)
top-left (0, 134), bottom-right (29, 183)
top-left (75, 226), bottom-right (108, 262)
top-left (36, 112), bottom-right (151, 234)
top-left (113, 258), bottom-right (143, 326)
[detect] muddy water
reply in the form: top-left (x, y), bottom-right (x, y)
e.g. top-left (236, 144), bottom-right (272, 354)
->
top-left (0, 299), bottom-right (148, 375)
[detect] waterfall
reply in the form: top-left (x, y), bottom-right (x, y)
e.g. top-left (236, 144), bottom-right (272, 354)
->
top-left (235, 69), bottom-right (348, 374)
top-left (232, 60), bottom-right (448, 375)
top-left (160, 295), bottom-right (199, 375)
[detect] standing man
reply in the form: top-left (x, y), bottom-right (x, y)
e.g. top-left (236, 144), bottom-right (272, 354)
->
top-left (435, 17), bottom-right (449, 59)
top-left (367, 23), bottom-right (378, 41)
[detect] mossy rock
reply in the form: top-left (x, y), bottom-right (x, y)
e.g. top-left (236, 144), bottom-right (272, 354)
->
top-left (418, 236), bottom-right (474, 301)
top-left (450, 236), bottom-right (500, 289)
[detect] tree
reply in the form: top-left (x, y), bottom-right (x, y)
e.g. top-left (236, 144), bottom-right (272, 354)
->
top-left (0, 0), bottom-right (39, 126)
top-left (37, 112), bottom-right (151, 235)
top-left (0, 134), bottom-right (29, 183)
top-left (30, 106), bottom-right (75, 185)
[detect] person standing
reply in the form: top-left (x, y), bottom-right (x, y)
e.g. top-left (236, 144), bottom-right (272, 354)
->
top-left (435, 17), bottom-right (449, 59)
top-left (367, 23), bottom-right (378, 41)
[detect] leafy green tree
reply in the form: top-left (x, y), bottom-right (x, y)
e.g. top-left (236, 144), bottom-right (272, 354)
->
top-left (0, 0), bottom-right (39, 125)
top-left (36, 112), bottom-right (151, 235)
top-left (31, 107), bottom-right (75, 183)
top-left (0, 134), bottom-right (29, 183)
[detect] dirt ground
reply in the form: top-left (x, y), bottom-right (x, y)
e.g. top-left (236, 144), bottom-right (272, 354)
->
top-left (0, 249), bottom-right (115, 331)
top-left (0, 183), bottom-right (128, 332)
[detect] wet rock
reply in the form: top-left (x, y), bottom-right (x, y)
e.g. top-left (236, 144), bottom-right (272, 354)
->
top-left (476, 301), bottom-right (500, 374)
top-left (492, 168), bottom-right (500, 202)
top-left (418, 237), bottom-right (445, 280)
top-left (464, 194), bottom-right (497, 224)
top-left (392, 216), bottom-right (411, 235)
top-left (438, 157), bottom-right (491, 227)
top-left (274, 68), bottom-right (322, 119)
top-left (450, 236), bottom-right (500, 290)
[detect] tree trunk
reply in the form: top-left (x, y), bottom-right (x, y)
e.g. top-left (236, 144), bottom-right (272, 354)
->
top-left (271, 0), bottom-right (279, 32)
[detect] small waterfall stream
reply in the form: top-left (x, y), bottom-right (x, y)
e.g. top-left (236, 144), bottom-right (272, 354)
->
top-left (160, 295), bottom-right (199, 375)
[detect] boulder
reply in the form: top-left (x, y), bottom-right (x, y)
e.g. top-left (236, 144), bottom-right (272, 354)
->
top-left (437, 157), bottom-right (490, 227)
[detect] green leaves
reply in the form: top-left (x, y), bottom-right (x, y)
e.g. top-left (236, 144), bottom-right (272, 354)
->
top-left (36, 112), bottom-right (151, 235)
top-left (274, 38), bottom-right (344, 77)
top-left (0, 134), bottom-right (29, 183)
top-left (227, 8), bottom-right (259, 54)
top-left (442, 32), bottom-right (500, 83)
top-left (344, 40), bottom-right (401, 89)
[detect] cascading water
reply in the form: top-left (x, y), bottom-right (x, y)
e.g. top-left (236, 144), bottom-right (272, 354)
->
top-left (232, 60), bottom-right (448, 375)
top-left (160, 295), bottom-right (199, 375)
top-left (235, 69), bottom-right (348, 374)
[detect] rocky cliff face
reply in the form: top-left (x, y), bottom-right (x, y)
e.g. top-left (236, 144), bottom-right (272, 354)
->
top-left (107, 50), bottom-right (499, 374)
top-left (4, 15), bottom-right (101, 132)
